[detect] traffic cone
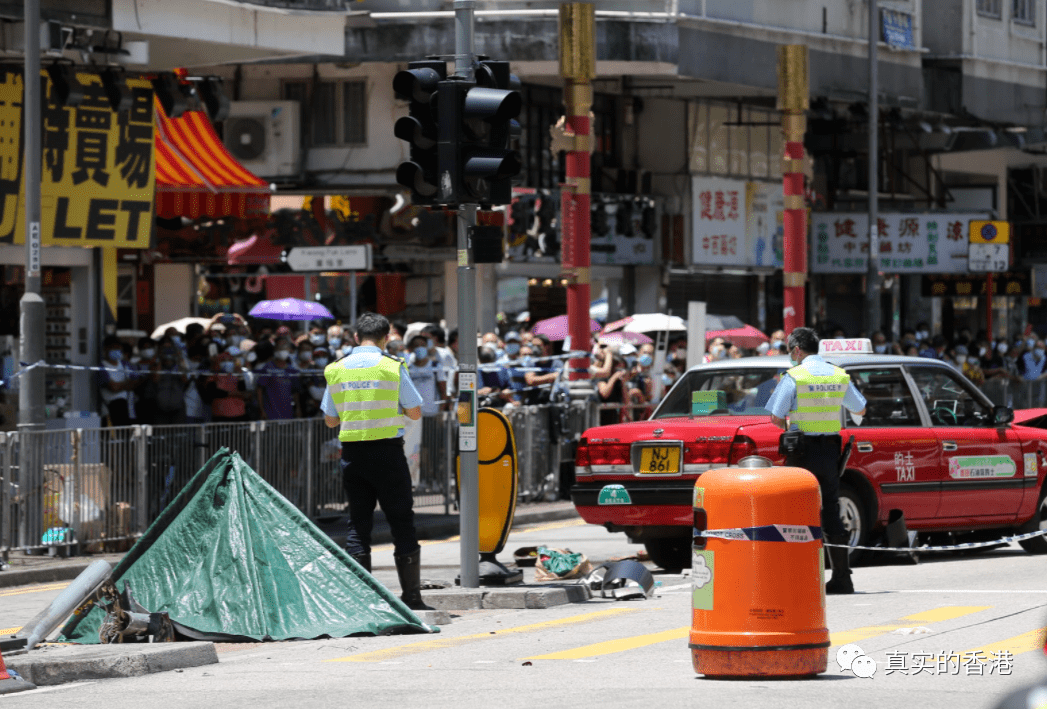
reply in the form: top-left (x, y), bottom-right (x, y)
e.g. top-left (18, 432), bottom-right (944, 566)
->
top-left (0, 647), bottom-right (36, 695)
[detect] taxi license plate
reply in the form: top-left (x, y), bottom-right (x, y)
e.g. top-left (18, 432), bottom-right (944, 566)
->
top-left (639, 446), bottom-right (680, 474)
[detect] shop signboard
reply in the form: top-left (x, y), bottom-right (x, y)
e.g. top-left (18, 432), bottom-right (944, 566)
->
top-left (920, 272), bottom-right (1030, 297)
top-left (811, 213), bottom-right (990, 274)
top-left (0, 69), bottom-right (155, 249)
top-left (692, 176), bottom-right (747, 266)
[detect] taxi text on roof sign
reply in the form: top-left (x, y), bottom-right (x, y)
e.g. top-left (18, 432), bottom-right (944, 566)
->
top-left (0, 69), bottom-right (155, 249)
top-left (818, 338), bottom-right (873, 356)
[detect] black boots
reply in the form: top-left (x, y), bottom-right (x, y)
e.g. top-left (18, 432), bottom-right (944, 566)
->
top-left (825, 535), bottom-right (854, 595)
top-left (395, 551), bottom-right (435, 611)
top-left (350, 552), bottom-right (371, 573)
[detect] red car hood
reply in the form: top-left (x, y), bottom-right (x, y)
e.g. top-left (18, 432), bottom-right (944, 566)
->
top-left (1014, 408), bottom-right (1047, 425)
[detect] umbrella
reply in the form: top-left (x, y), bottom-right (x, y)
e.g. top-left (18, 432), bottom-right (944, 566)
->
top-left (151, 317), bottom-right (213, 339)
top-left (598, 331), bottom-right (653, 346)
top-left (620, 314), bottom-right (687, 334)
top-left (706, 324), bottom-right (769, 350)
top-left (248, 298), bottom-right (334, 321)
top-left (532, 315), bottom-right (601, 342)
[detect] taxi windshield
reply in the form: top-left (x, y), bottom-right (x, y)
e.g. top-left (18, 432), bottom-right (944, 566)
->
top-left (654, 366), bottom-right (786, 419)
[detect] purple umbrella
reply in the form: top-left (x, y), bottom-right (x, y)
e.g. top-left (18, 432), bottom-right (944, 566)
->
top-left (598, 331), bottom-right (654, 346)
top-left (531, 315), bottom-right (601, 342)
top-left (248, 298), bottom-right (334, 321)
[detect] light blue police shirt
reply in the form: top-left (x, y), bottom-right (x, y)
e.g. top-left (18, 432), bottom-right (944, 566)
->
top-left (765, 354), bottom-right (867, 434)
top-left (320, 346), bottom-right (424, 438)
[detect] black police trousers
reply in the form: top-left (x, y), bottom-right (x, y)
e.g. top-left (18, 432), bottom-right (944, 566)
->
top-left (784, 432), bottom-right (846, 539)
top-left (340, 437), bottom-right (420, 558)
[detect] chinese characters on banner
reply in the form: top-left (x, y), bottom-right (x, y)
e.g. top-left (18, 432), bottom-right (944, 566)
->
top-left (0, 68), bottom-right (155, 249)
top-left (810, 213), bottom-right (989, 274)
top-left (692, 176), bottom-right (746, 266)
top-left (692, 177), bottom-right (784, 268)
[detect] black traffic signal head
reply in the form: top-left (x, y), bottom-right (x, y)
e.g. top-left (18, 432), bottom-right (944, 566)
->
top-left (394, 60), bottom-right (447, 205)
top-left (641, 201), bottom-right (657, 239)
top-left (616, 199), bottom-right (635, 237)
top-left (591, 200), bottom-right (610, 237)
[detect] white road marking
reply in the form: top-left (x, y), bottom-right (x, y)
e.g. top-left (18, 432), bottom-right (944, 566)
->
top-left (884, 590), bottom-right (1047, 594)
top-left (3, 681), bottom-right (96, 697)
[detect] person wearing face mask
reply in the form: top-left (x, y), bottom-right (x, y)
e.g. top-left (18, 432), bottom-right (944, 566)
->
top-left (154, 340), bottom-right (188, 425)
top-left (327, 324), bottom-right (344, 354)
top-left (308, 327), bottom-right (327, 348)
top-left (704, 338), bottom-right (725, 364)
top-left (871, 331), bottom-right (890, 355)
top-left (498, 331), bottom-right (528, 400)
top-left (1021, 340), bottom-right (1047, 382)
top-left (207, 352), bottom-right (250, 422)
top-left (766, 327), bottom-right (867, 594)
top-left (130, 337), bottom-right (162, 425)
top-left (319, 312), bottom-right (431, 610)
top-left (183, 344), bottom-right (211, 424)
top-left (302, 346), bottom-right (330, 418)
top-left (407, 335), bottom-right (447, 415)
top-left (960, 346), bottom-right (985, 386)
top-left (256, 342), bottom-right (302, 420)
top-left (597, 349), bottom-right (631, 425)
top-left (98, 335), bottom-right (136, 427)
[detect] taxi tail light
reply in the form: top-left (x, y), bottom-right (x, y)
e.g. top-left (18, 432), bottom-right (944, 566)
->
top-left (587, 442), bottom-right (631, 467)
top-left (575, 437), bottom-right (591, 475)
top-left (684, 439), bottom-right (732, 465)
top-left (728, 435), bottom-right (758, 464)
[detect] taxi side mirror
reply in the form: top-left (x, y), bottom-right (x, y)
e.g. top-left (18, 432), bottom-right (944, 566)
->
top-left (992, 405), bottom-right (1014, 427)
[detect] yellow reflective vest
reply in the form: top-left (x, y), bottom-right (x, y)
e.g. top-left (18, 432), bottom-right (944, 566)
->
top-left (787, 363), bottom-right (850, 434)
top-left (324, 355), bottom-right (403, 442)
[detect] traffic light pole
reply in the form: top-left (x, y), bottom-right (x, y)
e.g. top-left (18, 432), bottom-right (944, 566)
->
top-left (20, 0), bottom-right (46, 431)
top-left (454, 0), bottom-right (480, 589)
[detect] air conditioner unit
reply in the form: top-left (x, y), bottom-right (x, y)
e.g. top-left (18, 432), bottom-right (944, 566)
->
top-left (222, 101), bottom-right (301, 179)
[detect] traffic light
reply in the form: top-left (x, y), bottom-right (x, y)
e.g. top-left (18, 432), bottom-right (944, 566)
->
top-left (641, 199), bottom-right (657, 240)
top-left (470, 225), bottom-right (504, 264)
top-left (616, 198), bottom-right (634, 237)
top-left (393, 60), bottom-right (446, 205)
top-left (591, 199), bottom-right (610, 236)
top-left (438, 60), bottom-right (522, 207)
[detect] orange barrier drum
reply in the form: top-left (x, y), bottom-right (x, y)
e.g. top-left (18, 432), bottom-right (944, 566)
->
top-left (689, 459), bottom-right (829, 678)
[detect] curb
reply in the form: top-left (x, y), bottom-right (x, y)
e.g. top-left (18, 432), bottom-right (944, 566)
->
top-left (4, 642), bottom-right (218, 687)
top-left (0, 505), bottom-right (581, 589)
top-left (424, 583), bottom-right (592, 611)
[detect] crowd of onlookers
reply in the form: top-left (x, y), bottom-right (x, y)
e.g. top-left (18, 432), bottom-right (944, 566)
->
top-left (97, 310), bottom-right (1047, 429)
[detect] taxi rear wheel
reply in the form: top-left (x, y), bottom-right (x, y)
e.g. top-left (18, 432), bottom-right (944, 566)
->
top-left (644, 537), bottom-right (691, 572)
top-left (1017, 484), bottom-right (1047, 555)
top-left (838, 484), bottom-right (868, 561)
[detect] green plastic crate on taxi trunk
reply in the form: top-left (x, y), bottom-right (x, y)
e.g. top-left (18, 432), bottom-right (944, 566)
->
top-left (691, 390), bottom-right (727, 415)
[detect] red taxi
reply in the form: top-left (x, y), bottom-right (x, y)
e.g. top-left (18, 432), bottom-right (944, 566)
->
top-left (571, 338), bottom-right (1047, 570)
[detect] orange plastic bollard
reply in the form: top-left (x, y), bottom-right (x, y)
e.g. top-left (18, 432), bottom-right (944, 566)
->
top-left (689, 457), bottom-right (829, 678)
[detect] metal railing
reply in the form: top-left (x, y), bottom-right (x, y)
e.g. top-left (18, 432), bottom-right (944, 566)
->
top-left (979, 376), bottom-right (1047, 409)
top-left (0, 402), bottom-right (594, 554)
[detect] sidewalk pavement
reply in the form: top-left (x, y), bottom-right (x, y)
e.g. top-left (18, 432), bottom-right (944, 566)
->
top-left (0, 500), bottom-right (581, 589)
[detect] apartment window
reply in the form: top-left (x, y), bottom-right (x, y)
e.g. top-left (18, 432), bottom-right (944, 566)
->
top-left (977, 0), bottom-right (1002, 18)
top-left (283, 79), bottom-right (367, 147)
top-left (1014, 0), bottom-right (1035, 24)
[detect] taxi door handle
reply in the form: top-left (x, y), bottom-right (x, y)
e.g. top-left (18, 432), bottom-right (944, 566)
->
top-left (856, 443), bottom-right (873, 453)
top-left (942, 441), bottom-right (958, 452)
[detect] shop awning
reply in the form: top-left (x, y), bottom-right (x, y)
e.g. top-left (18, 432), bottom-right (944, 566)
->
top-left (154, 101), bottom-right (271, 220)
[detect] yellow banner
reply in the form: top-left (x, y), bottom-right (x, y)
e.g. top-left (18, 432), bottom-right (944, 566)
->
top-left (0, 69), bottom-right (155, 248)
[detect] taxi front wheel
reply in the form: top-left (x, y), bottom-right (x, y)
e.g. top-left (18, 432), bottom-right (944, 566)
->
top-left (1017, 484), bottom-right (1047, 555)
top-left (838, 484), bottom-right (868, 562)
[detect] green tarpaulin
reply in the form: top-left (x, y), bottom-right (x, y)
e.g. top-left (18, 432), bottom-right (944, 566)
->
top-left (60, 448), bottom-right (434, 643)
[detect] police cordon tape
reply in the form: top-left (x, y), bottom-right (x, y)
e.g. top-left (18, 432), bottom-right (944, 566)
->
top-left (5, 351), bottom-right (592, 384)
top-left (696, 526), bottom-right (1047, 551)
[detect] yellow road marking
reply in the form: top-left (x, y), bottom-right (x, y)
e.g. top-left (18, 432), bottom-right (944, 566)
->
top-left (326, 607), bottom-right (639, 663)
top-left (0, 583), bottom-right (70, 598)
top-left (959, 627), bottom-right (1047, 659)
top-left (373, 518), bottom-right (587, 552)
top-left (525, 626), bottom-right (689, 660)
top-left (831, 606), bottom-right (992, 646)
top-left (0, 626), bottom-right (22, 635)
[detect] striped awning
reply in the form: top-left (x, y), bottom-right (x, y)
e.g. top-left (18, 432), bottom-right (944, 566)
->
top-left (154, 100), bottom-right (271, 220)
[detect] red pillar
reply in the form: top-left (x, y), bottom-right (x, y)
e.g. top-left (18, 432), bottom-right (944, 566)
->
top-left (783, 135), bottom-right (807, 334)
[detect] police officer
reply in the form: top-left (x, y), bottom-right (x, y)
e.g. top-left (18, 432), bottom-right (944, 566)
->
top-left (766, 327), bottom-right (867, 595)
top-left (321, 312), bottom-right (433, 611)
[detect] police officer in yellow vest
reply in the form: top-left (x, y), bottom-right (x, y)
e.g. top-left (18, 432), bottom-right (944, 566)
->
top-left (766, 327), bottom-right (867, 594)
top-left (322, 312), bottom-right (433, 611)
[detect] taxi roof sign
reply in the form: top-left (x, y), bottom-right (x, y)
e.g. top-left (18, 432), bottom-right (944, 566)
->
top-left (819, 338), bottom-right (873, 356)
